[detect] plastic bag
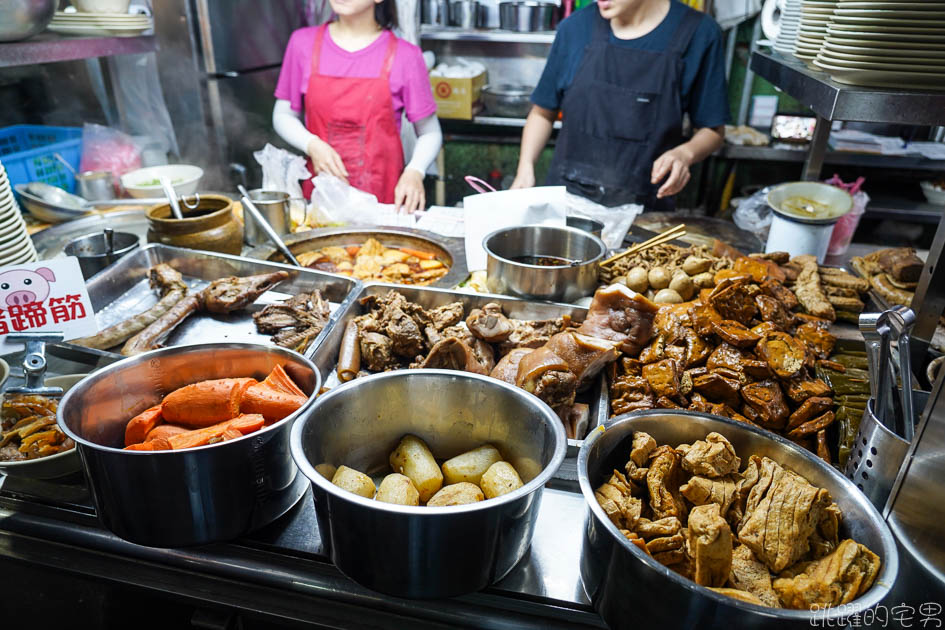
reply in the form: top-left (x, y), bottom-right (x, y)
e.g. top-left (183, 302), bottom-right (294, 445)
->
top-left (311, 173), bottom-right (416, 228)
top-left (733, 186), bottom-right (773, 241)
top-left (79, 123), bottom-right (142, 193)
top-left (254, 144), bottom-right (312, 228)
top-left (565, 192), bottom-right (641, 249)
top-left (108, 52), bottom-right (179, 161)
top-left (825, 175), bottom-right (868, 256)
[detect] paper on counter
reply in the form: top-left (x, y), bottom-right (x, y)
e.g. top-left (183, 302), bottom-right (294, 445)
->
top-left (415, 206), bottom-right (465, 238)
top-left (463, 186), bottom-right (568, 271)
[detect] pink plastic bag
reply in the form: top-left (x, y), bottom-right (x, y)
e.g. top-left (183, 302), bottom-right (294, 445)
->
top-left (826, 175), bottom-right (869, 257)
top-left (79, 123), bottom-right (142, 193)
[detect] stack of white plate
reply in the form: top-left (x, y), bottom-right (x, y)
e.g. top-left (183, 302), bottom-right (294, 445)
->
top-left (815, 1), bottom-right (945, 89)
top-left (0, 162), bottom-right (39, 266)
top-left (48, 10), bottom-right (152, 37)
top-left (774, 0), bottom-right (803, 55)
top-left (795, 0), bottom-right (838, 64)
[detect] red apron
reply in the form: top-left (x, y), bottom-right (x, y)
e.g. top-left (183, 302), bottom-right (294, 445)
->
top-left (301, 25), bottom-right (404, 203)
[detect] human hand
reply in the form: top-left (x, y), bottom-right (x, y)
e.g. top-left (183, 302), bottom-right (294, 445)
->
top-left (394, 168), bottom-right (425, 214)
top-left (651, 147), bottom-right (693, 199)
top-left (307, 136), bottom-right (348, 181)
top-left (510, 164), bottom-right (536, 189)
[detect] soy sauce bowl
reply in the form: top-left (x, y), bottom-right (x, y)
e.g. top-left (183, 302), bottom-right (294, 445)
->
top-left (484, 224), bottom-right (605, 303)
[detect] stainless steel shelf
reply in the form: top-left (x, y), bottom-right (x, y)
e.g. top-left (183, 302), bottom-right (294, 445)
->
top-left (864, 196), bottom-right (945, 225)
top-left (719, 144), bottom-right (945, 172)
top-left (420, 26), bottom-right (555, 44)
top-left (749, 51), bottom-right (945, 126)
top-left (473, 115), bottom-right (561, 129)
top-left (0, 33), bottom-right (157, 68)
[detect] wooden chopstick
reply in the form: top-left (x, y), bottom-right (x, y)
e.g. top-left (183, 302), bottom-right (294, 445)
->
top-left (601, 224), bottom-right (687, 267)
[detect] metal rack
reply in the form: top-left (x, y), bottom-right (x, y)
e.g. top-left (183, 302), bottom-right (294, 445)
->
top-left (0, 33), bottom-right (157, 68)
top-left (420, 26), bottom-right (556, 44)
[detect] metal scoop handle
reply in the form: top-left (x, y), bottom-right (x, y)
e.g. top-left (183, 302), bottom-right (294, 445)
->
top-left (5, 333), bottom-right (65, 396)
top-left (238, 185), bottom-right (302, 268)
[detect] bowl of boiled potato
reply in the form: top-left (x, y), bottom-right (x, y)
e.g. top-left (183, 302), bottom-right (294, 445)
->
top-left (290, 369), bottom-right (567, 599)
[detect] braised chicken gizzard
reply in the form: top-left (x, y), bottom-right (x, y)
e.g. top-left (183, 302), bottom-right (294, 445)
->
top-left (610, 259), bottom-right (841, 462)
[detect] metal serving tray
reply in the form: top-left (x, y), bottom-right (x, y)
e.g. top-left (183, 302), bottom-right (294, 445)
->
top-left (244, 226), bottom-right (469, 289)
top-left (51, 244), bottom-right (361, 364)
top-left (309, 282), bottom-right (609, 456)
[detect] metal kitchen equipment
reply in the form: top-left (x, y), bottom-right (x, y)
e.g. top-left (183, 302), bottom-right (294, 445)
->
top-left (290, 369), bottom-right (567, 598)
top-left (566, 216), bottom-right (604, 239)
top-left (76, 170), bottom-right (113, 202)
top-left (499, 1), bottom-right (556, 32)
top-left (0, 0), bottom-right (56, 42)
top-left (160, 175), bottom-right (185, 219)
top-left (481, 84), bottom-right (534, 118)
top-left (58, 343), bottom-right (320, 547)
top-left (886, 306), bottom-right (917, 441)
top-left (62, 229), bottom-right (140, 280)
top-left (243, 189), bottom-right (291, 247)
top-left (449, 0), bottom-right (486, 28)
top-left (484, 224), bottom-right (605, 303)
top-left (239, 184), bottom-right (301, 267)
top-left (309, 282), bottom-right (609, 458)
top-left (245, 226), bottom-right (468, 290)
top-left (49, 243), bottom-right (360, 364)
top-left (579, 410), bottom-right (899, 629)
top-left (421, 0), bottom-right (450, 24)
top-left (5, 333), bottom-right (64, 397)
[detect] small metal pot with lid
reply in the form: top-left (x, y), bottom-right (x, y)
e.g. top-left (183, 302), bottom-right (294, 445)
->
top-left (765, 182), bottom-right (852, 263)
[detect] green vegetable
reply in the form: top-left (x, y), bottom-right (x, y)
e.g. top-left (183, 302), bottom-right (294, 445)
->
top-left (832, 354), bottom-right (869, 370)
top-left (136, 177), bottom-right (184, 187)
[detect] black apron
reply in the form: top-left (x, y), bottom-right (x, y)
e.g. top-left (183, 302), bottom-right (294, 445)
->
top-left (546, 6), bottom-right (703, 208)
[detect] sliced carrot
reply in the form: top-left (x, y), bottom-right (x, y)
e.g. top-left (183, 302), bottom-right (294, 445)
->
top-left (148, 437), bottom-right (171, 451)
top-left (124, 405), bottom-right (164, 447)
top-left (166, 414), bottom-right (265, 450)
top-left (240, 384), bottom-right (307, 423)
top-left (162, 377), bottom-right (257, 428)
top-left (398, 247), bottom-right (436, 260)
top-left (221, 428), bottom-right (244, 441)
top-left (125, 442), bottom-right (155, 451)
top-left (345, 245), bottom-right (361, 257)
top-left (145, 423), bottom-right (190, 442)
top-left (262, 364), bottom-right (306, 397)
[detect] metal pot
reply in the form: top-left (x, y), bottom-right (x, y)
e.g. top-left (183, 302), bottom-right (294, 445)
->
top-left (578, 411), bottom-right (899, 629)
top-left (243, 189), bottom-right (290, 246)
top-left (499, 1), bottom-right (556, 32)
top-left (58, 343), bottom-right (320, 547)
top-left (147, 194), bottom-right (243, 256)
top-left (0, 0), bottom-right (56, 42)
top-left (484, 224), bottom-right (605, 303)
top-left (481, 84), bottom-right (534, 118)
top-left (290, 369), bottom-right (567, 598)
top-left (566, 215), bottom-right (605, 239)
top-left (421, 0), bottom-right (450, 25)
top-left (63, 229), bottom-right (140, 279)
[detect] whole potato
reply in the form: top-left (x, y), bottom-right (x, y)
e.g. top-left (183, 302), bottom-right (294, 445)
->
top-left (653, 288), bottom-right (683, 304)
top-left (692, 271), bottom-right (715, 288)
top-left (331, 465), bottom-right (376, 499)
top-left (625, 266), bottom-right (649, 293)
top-left (315, 463), bottom-right (337, 480)
top-left (669, 271), bottom-right (695, 301)
top-left (390, 434), bottom-right (443, 503)
top-left (682, 256), bottom-right (712, 275)
top-left (376, 473), bottom-right (420, 506)
top-left (480, 461), bottom-right (524, 499)
top-left (426, 482), bottom-right (485, 507)
top-left (648, 267), bottom-right (671, 290)
top-left (441, 444), bottom-right (503, 486)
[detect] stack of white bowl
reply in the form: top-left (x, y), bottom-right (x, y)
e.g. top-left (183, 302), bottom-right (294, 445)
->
top-left (773, 0), bottom-right (803, 55)
top-left (0, 160), bottom-right (39, 265)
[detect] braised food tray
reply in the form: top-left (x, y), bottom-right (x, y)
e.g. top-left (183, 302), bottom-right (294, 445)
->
top-left (52, 244), bottom-right (361, 364)
top-left (309, 282), bottom-right (609, 456)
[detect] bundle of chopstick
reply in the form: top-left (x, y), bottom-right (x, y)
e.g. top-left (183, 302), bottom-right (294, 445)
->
top-left (601, 224), bottom-right (687, 268)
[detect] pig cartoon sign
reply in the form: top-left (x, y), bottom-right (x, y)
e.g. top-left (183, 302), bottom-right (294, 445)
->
top-left (0, 258), bottom-right (97, 352)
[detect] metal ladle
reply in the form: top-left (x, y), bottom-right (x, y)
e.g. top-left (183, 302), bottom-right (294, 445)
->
top-left (238, 184), bottom-right (301, 267)
top-left (159, 176), bottom-right (184, 219)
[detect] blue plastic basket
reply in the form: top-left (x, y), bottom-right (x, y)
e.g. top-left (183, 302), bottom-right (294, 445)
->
top-left (0, 125), bottom-right (82, 192)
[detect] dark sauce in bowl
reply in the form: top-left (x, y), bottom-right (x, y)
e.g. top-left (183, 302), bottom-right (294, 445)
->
top-left (510, 255), bottom-right (574, 267)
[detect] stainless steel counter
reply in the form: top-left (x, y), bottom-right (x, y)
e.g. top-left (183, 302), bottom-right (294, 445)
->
top-left (0, 474), bottom-right (604, 629)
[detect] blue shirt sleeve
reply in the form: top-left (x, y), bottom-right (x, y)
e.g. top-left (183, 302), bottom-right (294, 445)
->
top-left (531, 30), bottom-right (568, 110)
top-left (682, 17), bottom-right (730, 128)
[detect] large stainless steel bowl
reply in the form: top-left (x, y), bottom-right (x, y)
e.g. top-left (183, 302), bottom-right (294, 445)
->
top-left (485, 224), bottom-right (605, 303)
top-left (0, 0), bottom-right (56, 42)
top-left (290, 369), bottom-right (567, 598)
top-left (481, 84), bottom-right (534, 118)
top-left (58, 343), bottom-right (320, 547)
top-left (499, 1), bottom-right (556, 31)
top-left (578, 411), bottom-right (899, 629)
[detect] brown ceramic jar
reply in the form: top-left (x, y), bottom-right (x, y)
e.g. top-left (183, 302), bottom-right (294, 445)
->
top-left (146, 194), bottom-right (242, 255)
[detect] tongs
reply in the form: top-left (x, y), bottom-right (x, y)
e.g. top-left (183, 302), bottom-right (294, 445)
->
top-left (885, 306), bottom-right (917, 442)
top-left (5, 333), bottom-right (65, 398)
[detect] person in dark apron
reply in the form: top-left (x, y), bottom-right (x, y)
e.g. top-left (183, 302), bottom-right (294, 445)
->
top-left (511, 0), bottom-right (729, 210)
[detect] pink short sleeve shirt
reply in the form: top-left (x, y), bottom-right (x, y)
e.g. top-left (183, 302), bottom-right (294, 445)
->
top-left (275, 26), bottom-right (437, 132)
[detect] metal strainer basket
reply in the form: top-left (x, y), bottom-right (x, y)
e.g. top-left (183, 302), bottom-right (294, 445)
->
top-left (845, 390), bottom-right (928, 510)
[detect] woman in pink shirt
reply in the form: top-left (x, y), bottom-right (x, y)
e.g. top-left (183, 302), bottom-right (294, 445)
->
top-left (273, 0), bottom-right (441, 212)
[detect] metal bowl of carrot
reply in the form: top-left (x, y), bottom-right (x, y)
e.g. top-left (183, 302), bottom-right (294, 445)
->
top-left (58, 343), bottom-right (320, 547)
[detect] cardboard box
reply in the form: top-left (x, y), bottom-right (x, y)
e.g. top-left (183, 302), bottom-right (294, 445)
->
top-left (430, 71), bottom-right (487, 120)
